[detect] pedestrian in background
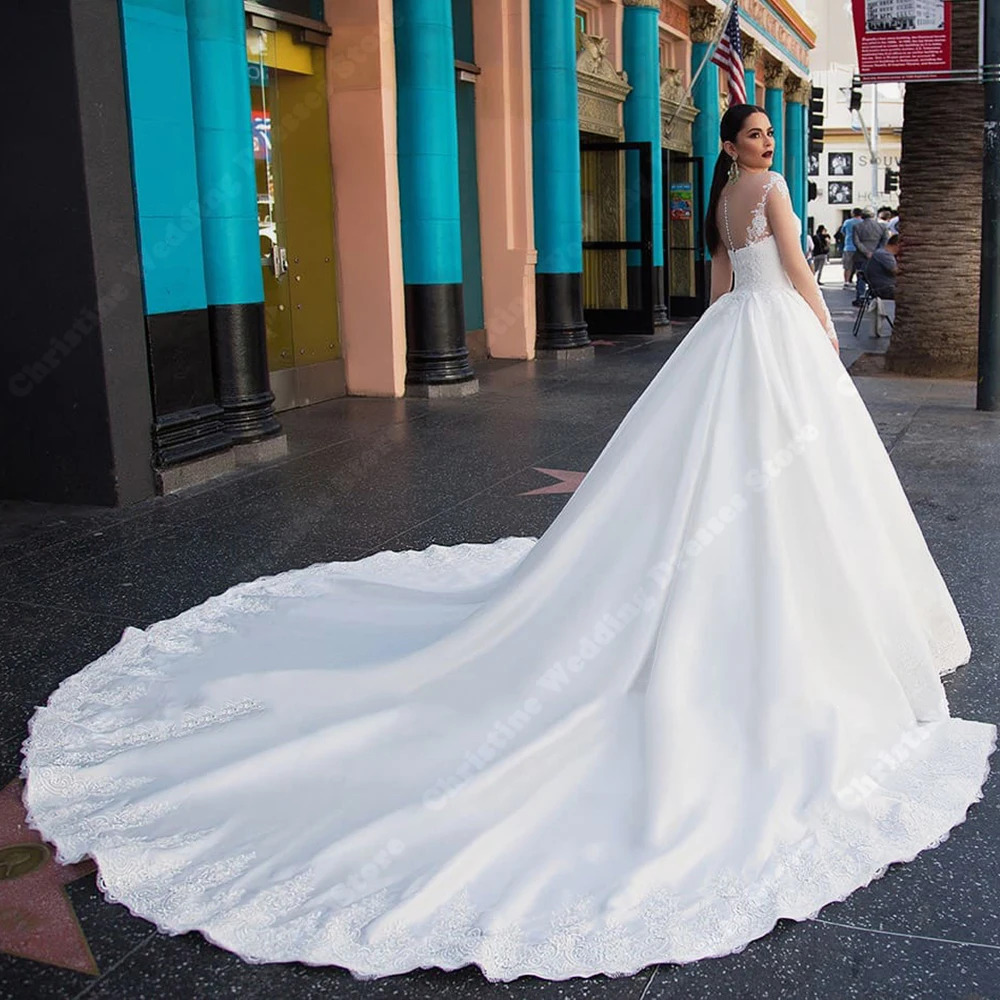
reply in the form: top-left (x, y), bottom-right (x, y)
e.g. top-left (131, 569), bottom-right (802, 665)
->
top-left (852, 207), bottom-right (888, 305)
top-left (840, 208), bottom-right (863, 288)
top-left (811, 225), bottom-right (831, 284)
top-left (865, 233), bottom-right (900, 301)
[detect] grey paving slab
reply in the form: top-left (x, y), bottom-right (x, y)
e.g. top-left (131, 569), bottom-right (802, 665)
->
top-left (643, 916), bottom-right (1000, 1000)
top-left (0, 599), bottom-right (133, 743)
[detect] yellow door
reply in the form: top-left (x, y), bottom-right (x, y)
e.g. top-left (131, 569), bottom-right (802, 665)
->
top-left (247, 25), bottom-right (341, 408)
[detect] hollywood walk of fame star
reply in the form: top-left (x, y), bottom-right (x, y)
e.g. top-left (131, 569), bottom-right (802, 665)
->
top-left (588, 340), bottom-right (621, 347)
top-left (518, 468), bottom-right (586, 496)
top-left (0, 779), bottom-right (98, 975)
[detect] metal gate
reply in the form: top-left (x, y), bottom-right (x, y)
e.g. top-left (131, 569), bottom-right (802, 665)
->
top-left (663, 150), bottom-right (708, 317)
top-left (580, 140), bottom-right (654, 336)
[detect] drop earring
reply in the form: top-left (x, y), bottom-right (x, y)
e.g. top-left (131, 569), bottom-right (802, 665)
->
top-left (728, 154), bottom-right (740, 184)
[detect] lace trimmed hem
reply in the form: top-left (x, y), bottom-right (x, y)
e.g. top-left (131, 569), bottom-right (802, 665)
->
top-left (18, 537), bottom-right (996, 982)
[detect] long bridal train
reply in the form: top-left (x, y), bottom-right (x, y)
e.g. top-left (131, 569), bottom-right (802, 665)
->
top-left (20, 184), bottom-right (996, 981)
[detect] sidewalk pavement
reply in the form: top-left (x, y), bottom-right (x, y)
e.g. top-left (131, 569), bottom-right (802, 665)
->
top-left (2, 300), bottom-right (1000, 1000)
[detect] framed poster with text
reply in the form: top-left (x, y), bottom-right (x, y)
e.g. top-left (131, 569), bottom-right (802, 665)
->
top-left (852, 0), bottom-right (951, 82)
top-left (669, 182), bottom-right (693, 221)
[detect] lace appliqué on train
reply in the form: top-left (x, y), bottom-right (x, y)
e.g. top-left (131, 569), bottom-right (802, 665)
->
top-left (18, 534), bottom-right (993, 981)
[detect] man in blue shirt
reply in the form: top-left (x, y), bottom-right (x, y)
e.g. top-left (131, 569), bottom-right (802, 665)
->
top-left (839, 208), bottom-right (863, 288)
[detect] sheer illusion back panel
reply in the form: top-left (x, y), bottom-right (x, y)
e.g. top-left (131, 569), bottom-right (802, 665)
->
top-left (720, 171), bottom-right (788, 252)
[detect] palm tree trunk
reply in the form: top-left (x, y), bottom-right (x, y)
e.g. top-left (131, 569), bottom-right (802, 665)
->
top-left (884, 0), bottom-right (982, 376)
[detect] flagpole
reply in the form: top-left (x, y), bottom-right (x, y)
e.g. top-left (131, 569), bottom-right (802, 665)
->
top-left (662, 0), bottom-right (738, 135)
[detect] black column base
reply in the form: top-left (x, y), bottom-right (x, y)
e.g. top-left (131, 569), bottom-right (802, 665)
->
top-left (536, 272), bottom-right (589, 351)
top-left (653, 265), bottom-right (670, 326)
top-left (145, 309), bottom-right (232, 468)
top-left (208, 302), bottom-right (282, 443)
top-left (403, 283), bottom-right (477, 386)
top-left (154, 403), bottom-right (233, 466)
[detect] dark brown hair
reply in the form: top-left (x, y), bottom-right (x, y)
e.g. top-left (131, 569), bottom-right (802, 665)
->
top-left (705, 103), bottom-right (769, 256)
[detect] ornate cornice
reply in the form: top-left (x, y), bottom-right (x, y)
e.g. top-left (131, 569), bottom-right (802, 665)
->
top-left (577, 32), bottom-right (631, 139)
top-left (766, 0), bottom-right (817, 48)
top-left (762, 54), bottom-right (788, 89)
top-left (661, 67), bottom-right (698, 152)
top-left (739, 0), bottom-right (811, 69)
top-left (688, 5), bottom-right (723, 43)
top-left (784, 75), bottom-right (812, 103)
top-left (741, 35), bottom-right (764, 70)
top-left (623, 0), bottom-right (660, 7)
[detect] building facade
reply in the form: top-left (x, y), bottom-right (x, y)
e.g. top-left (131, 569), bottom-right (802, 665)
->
top-left (4, 0), bottom-right (814, 507)
top-left (807, 0), bottom-right (905, 237)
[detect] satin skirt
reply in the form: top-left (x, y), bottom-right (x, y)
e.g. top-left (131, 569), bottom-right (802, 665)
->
top-left (22, 285), bottom-right (997, 981)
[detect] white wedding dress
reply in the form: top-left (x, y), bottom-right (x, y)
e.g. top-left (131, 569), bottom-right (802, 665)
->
top-left (21, 171), bottom-right (996, 982)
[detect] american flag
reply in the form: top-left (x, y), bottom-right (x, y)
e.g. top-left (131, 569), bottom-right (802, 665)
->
top-left (711, 3), bottom-right (747, 106)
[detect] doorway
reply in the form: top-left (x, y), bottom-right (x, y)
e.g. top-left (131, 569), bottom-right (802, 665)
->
top-left (247, 24), bottom-right (342, 411)
top-left (662, 150), bottom-right (707, 317)
top-left (580, 140), bottom-right (655, 337)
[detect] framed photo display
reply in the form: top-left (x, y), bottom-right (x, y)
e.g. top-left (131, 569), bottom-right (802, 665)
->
top-left (828, 152), bottom-right (853, 176)
top-left (828, 180), bottom-right (853, 205)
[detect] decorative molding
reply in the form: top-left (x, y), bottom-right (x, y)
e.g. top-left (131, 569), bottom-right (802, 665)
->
top-left (763, 54), bottom-right (788, 89)
top-left (660, 67), bottom-right (699, 153)
top-left (742, 35), bottom-right (764, 70)
top-left (659, 1), bottom-right (689, 34)
top-left (739, 0), bottom-right (810, 69)
top-left (623, 0), bottom-right (660, 7)
top-left (577, 32), bottom-right (632, 139)
top-left (660, 66), bottom-right (688, 106)
top-left (763, 0), bottom-right (817, 48)
top-left (688, 5), bottom-right (723, 43)
top-left (784, 75), bottom-right (811, 103)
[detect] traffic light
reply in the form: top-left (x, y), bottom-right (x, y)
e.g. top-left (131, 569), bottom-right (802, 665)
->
top-left (884, 167), bottom-right (900, 194)
top-left (849, 74), bottom-right (863, 112)
top-left (808, 180), bottom-right (818, 201)
top-left (809, 86), bottom-right (824, 156)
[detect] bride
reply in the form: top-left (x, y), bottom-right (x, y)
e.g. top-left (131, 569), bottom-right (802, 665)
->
top-left (20, 105), bottom-right (996, 982)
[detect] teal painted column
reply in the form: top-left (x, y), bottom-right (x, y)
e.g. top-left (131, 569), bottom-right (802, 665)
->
top-left (530, 0), bottom-right (589, 351)
top-left (452, 0), bottom-right (484, 332)
top-left (186, 0), bottom-right (281, 443)
top-left (395, 0), bottom-right (477, 392)
top-left (745, 68), bottom-right (756, 103)
top-left (785, 93), bottom-right (805, 228)
top-left (119, 0), bottom-right (230, 467)
top-left (691, 10), bottom-right (722, 261)
top-left (623, 0), bottom-right (667, 325)
top-left (764, 66), bottom-right (785, 175)
top-left (800, 98), bottom-right (809, 231)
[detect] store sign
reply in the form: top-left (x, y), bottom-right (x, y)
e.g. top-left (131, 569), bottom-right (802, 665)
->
top-left (851, 0), bottom-right (951, 82)
top-left (669, 182), bottom-right (693, 221)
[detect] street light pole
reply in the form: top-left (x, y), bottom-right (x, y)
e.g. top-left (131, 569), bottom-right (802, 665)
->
top-left (977, 0), bottom-right (1000, 410)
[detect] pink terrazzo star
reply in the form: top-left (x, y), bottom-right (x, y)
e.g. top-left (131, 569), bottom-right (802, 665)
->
top-left (518, 468), bottom-right (586, 495)
top-left (0, 779), bottom-right (98, 975)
